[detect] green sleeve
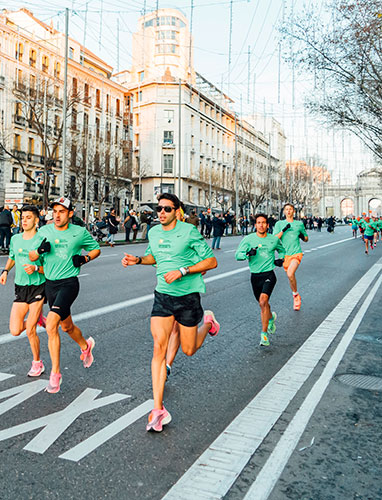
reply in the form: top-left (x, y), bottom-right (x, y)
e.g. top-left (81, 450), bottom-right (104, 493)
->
top-left (81, 228), bottom-right (100, 251)
top-left (276, 239), bottom-right (286, 259)
top-left (189, 226), bottom-right (214, 260)
top-left (144, 243), bottom-right (153, 257)
top-left (273, 221), bottom-right (281, 233)
top-left (299, 222), bottom-right (308, 237)
top-left (235, 237), bottom-right (250, 261)
top-left (9, 238), bottom-right (15, 260)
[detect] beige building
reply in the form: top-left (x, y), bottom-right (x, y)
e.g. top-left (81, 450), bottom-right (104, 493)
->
top-left (0, 8), bottom-right (132, 215)
top-left (115, 8), bottom-right (285, 213)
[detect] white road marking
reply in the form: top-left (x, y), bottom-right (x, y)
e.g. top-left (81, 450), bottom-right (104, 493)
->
top-left (98, 253), bottom-right (118, 259)
top-left (78, 273), bottom-right (89, 277)
top-left (224, 249), bottom-right (236, 253)
top-left (60, 399), bottom-right (154, 462)
top-left (0, 373), bottom-right (14, 382)
top-left (0, 266), bottom-right (247, 344)
top-left (244, 274), bottom-right (382, 500)
top-left (161, 258), bottom-right (382, 500)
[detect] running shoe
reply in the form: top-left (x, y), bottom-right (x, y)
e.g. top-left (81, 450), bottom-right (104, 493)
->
top-left (293, 294), bottom-right (301, 311)
top-left (80, 337), bottom-right (95, 368)
top-left (146, 406), bottom-right (172, 432)
top-left (27, 360), bottom-right (45, 377)
top-left (37, 312), bottom-right (47, 328)
top-left (45, 372), bottom-right (62, 393)
top-left (166, 364), bottom-right (171, 381)
top-left (267, 312), bottom-right (277, 334)
top-left (204, 310), bottom-right (220, 336)
top-left (260, 333), bottom-right (270, 347)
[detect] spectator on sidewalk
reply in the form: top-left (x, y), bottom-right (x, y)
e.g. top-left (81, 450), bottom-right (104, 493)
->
top-left (187, 210), bottom-right (199, 228)
top-left (106, 208), bottom-right (120, 247)
top-left (0, 206), bottom-right (12, 253)
top-left (199, 210), bottom-right (206, 236)
top-left (140, 210), bottom-right (151, 240)
top-left (130, 210), bottom-right (139, 241)
top-left (205, 214), bottom-right (212, 239)
top-left (211, 213), bottom-right (226, 250)
top-left (123, 211), bottom-right (133, 242)
top-left (11, 204), bottom-right (21, 235)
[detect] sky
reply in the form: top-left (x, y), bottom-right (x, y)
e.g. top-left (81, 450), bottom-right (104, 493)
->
top-left (4, 0), bottom-right (375, 183)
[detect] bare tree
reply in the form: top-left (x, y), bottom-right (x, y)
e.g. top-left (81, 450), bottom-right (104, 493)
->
top-left (0, 76), bottom-right (79, 207)
top-left (280, 0), bottom-right (382, 161)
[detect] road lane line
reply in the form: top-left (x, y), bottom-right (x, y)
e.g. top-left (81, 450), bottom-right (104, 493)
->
top-left (245, 274), bottom-right (382, 500)
top-left (59, 399), bottom-right (154, 462)
top-left (0, 266), bottom-right (247, 345)
top-left (161, 258), bottom-right (382, 500)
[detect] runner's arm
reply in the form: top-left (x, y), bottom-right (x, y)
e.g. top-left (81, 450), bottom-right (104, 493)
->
top-left (0, 258), bottom-right (15, 285)
top-left (87, 248), bottom-right (101, 261)
top-left (235, 238), bottom-right (251, 260)
top-left (122, 253), bottom-right (156, 267)
top-left (164, 256), bottom-right (217, 284)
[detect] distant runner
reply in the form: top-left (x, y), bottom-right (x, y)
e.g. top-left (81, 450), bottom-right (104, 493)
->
top-left (274, 204), bottom-right (308, 310)
top-left (122, 193), bottom-right (219, 432)
top-left (235, 213), bottom-right (285, 346)
top-left (0, 205), bottom-right (46, 376)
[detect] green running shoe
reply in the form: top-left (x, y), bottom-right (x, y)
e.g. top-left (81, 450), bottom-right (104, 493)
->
top-left (267, 312), bottom-right (277, 334)
top-left (260, 333), bottom-right (270, 347)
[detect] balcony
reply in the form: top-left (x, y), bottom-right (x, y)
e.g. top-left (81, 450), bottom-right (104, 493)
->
top-left (163, 141), bottom-right (175, 149)
top-left (27, 153), bottom-right (43, 164)
top-left (13, 81), bottom-right (27, 94)
top-left (12, 149), bottom-right (27, 161)
top-left (14, 114), bottom-right (26, 127)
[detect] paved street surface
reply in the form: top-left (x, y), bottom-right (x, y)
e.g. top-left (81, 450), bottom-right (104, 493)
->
top-left (0, 226), bottom-right (381, 500)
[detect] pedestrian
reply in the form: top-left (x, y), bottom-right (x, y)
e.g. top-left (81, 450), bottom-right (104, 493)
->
top-left (186, 210), bottom-right (199, 228)
top-left (130, 210), bottom-right (139, 241)
top-left (224, 211), bottom-right (232, 235)
top-left (362, 216), bottom-right (377, 254)
top-left (199, 210), bottom-right (206, 236)
top-left (317, 217), bottom-right (323, 232)
top-left (29, 197), bottom-right (101, 393)
top-left (211, 213), bottom-right (225, 250)
top-left (231, 214), bottom-right (237, 235)
top-left (241, 215), bottom-right (249, 235)
top-left (123, 210), bottom-right (133, 242)
top-left (235, 213), bottom-right (285, 346)
top-left (140, 210), bottom-right (150, 240)
top-left (11, 204), bottom-right (21, 235)
top-left (121, 193), bottom-right (219, 432)
top-left (106, 208), bottom-right (119, 247)
top-left (274, 203), bottom-right (308, 311)
top-left (205, 214), bottom-right (212, 239)
top-left (249, 213), bottom-right (255, 233)
top-left (0, 205), bottom-right (12, 253)
top-left (0, 205), bottom-right (47, 376)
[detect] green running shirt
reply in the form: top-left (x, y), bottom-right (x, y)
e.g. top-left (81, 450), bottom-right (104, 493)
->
top-left (235, 233), bottom-right (285, 273)
top-left (145, 221), bottom-right (214, 296)
top-left (273, 220), bottom-right (307, 255)
top-left (36, 224), bottom-right (100, 281)
top-left (9, 233), bottom-right (45, 286)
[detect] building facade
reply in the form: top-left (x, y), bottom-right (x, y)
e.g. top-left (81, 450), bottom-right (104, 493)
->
top-left (0, 8), bottom-right (132, 215)
top-left (115, 8), bottom-right (285, 214)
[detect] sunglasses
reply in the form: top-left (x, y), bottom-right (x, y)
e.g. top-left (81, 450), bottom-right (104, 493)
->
top-left (156, 205), bottom-right (175, 213)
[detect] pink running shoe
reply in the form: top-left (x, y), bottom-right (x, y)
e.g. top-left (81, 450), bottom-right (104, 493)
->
top-left (45, 372), bottom-right (62, 393)
top-left (27, 360), bottom-right (45, 377)
top-left (146, 407), bottom-right (172, 432)
top-left (80, 337), bottom-right (95, 368)
top-left (204, 310), bottom-right (220, 337)
top-left (37, 312), bottom-right (46, 328)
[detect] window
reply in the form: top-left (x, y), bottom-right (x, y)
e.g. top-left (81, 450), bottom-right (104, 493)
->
top-left (105, 153), bottom-right (110, 174)
top-left (156, 44), bottom-right (178, 54)
top-left (12, 167), bottom-right (18, 182)
top-left (105, 183), bottom-right (110, 202)
top-left (94, 180), bottom-right (99, 201)
top-left (15, 43), bottom-right (23, 61)
top-left (54, 85), bottom-right (59, 99)
top-left (15, 69), bottom-right (23, 85)
top-left (14, 134), bottom-right (21, 150)
top-left (69, 47), bottom-right (74, 59)
top-left (106, 94), bottom-right (110, 112)
top-left (144, 19), bottom-right (153, 28)
top-left (42, 55), bottom-right (49, 72)
top-left (116, 98), bottom-right (120, 116)
top-left (54, 115), bottom-right (60, 135)
top-left (95, 117), bottom-right (100, 138)
top-left (15, 101), bottom-right (22, 117)
top-left (134, 184), bottom-right (142, 201)
top-left (72, 78), bottom-right (78, 97)
top-left (163, 154), bottom-right (173, 173)
top-left (83, 112), bottom-right (89, 133)
top-left (71, 145), bottom-right (77, 167)
top-left (115, 125), bottom-right (119, 144)
top-left (84, 83), bottom-right (90, 103)
top-left (96, 89), bottom-right (101, 108)
top-left (164, 110), bottom-right (174, 123)
top-left (29, 49), bottom-right (36, 67)
top-left (54, 62), bottom-right (61, 78)
top-left (157, 31), bottom-right (177, 40)
top-left (30, 74), bottom-right (36, 90)
top-left (135, 114), bottom-right (139, 127)
top-left (135, 134), bottom-right (139, 147)
top-left (71, 108), bottom-right (77, 130)
top-left (138, 91), bottom-right (142, 102)
top-left (161, 183), bottom-right (174, 194)
top-left (28, 137), bottom-right (34, 154)
top-left (188, 186), bottom-right (192, 201)
top-left (70, 175), bottom-right (76, 198)
top-left (163, 131), bottom-right (174, 144)
top-left (138, 71), bottom-right (144, 82)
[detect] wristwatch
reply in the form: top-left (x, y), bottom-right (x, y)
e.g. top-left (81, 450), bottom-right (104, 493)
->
top-left (179, 266), bottom-right (190, 276)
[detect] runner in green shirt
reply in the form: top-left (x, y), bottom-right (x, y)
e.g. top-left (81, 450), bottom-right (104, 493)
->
top-left (236, 213), bottom-right (285, 347)
top-left (29, 197), bottom-right (100, 393)
top-left (378, 217), bottom-right (382, 241)
top-left (0, 205), bottom-right (46, 377)
top-left (350, 217), bottom-right (359, 238)
top-left (362, 216), bottom-right (377, 254)
top-left (273, 203), bottom-right (308, 311)
top-left (121, 193), bottom-right (219, 432)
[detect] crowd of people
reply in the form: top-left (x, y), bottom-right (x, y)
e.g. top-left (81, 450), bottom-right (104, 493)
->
top-left (2, 195), bottom-right (380, 432)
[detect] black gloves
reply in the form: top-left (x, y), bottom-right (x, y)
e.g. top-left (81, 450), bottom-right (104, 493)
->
top-left (37, 238), bottom-right (51, 255)
top-left (274, 258), bottom-right (284, 267)
top-left (246, 247), bottom-right (258, 257)
top-left (282, 223), bottom-right (291, 232)
top-left (72, 255), bottom-right (89, 267)
top-left (298, 232), bottom-right (306, 241)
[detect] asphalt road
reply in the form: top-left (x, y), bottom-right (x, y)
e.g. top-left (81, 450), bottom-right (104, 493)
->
top-left (0, 226), bottom-right (381, 500)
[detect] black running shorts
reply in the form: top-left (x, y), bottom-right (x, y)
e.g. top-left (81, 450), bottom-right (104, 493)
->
top-left (250, 270), bottom-right (277, 302)
top-left (45, 277), bottom-right (80, 321)
top-left (151, 290), bottom-right (204, 327)
top-left (14, 283), bottom-right (45, 304)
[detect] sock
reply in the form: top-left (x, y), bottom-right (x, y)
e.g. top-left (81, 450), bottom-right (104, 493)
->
top-left (293, 292), bottom-right (298, 296)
